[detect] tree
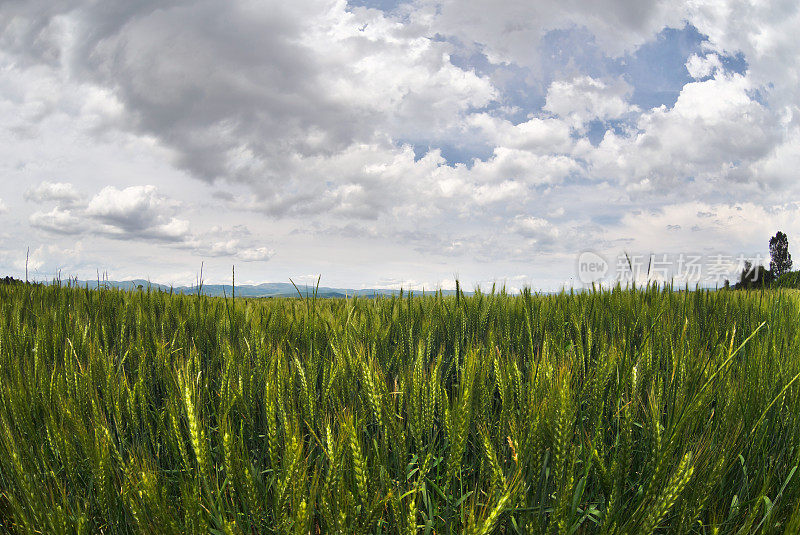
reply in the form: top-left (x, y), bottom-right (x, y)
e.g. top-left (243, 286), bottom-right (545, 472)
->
top-left (769, 231), bottom-right (793, 278)
top-left (736, 260), bottom-right (773, 289)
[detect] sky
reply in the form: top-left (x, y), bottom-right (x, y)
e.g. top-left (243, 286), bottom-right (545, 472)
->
top-left (0, 0), bottom-right (798, 291)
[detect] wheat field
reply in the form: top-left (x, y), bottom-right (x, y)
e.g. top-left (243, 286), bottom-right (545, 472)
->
top-left (1, 282), bottom-right (799, 533)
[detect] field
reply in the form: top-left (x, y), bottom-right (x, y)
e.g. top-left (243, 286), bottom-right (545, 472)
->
top-left (1, 283), bottom-right (799, 534)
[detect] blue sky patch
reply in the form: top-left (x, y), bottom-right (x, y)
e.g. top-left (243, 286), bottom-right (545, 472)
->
top-left (347, 0), bottom-right (406, 12)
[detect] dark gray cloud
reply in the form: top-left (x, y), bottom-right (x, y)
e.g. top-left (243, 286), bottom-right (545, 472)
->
top-left (75, 2), bottom-right (363, 178)
top-left (2, 0), bottom-right (497, 219)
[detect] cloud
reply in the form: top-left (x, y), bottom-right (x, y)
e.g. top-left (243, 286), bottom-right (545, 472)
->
top-left (24, 181), bottom-right (81, 204)
top-left (685, 53), bottom-right (722, 79)
top-left (29, 207), bottom-right (83, 235)
top-left (24, 184), bottom-right (192, 242)
top-left (470, 148), bottom-right (579, 187)
top-left (586, 72), bottom-right (781, 193)
top-left (687, 0), bottom-right (800, 107)
top-left (466, 114), bottom-right (574, 154)
top-left (6, 241), bottom-right (93, 281)
top-left (511, 216), bottom-right (560, 244)
top-left (187, 238), bottom-right (274, 262)
top-left (607, 201), bottom-right (800, 257)
top-left (85, 185), bottom-right (190, 242)
top-left (236, 247), bottom-right (274, 262)
top-left (508, 214), bottom-right (605, 255)
top-left (544, 76), bottom-right (638, 129)
top-left (0, 198), bottom-right (7, 214)
top-left (20, 181), bottom-right (276, 262)
top-left (1, 0), bottom-right (497, 220)
top-left (4, 0), bottom-right (796, 223)
top-left (415, 0), bottom-right (688, 67)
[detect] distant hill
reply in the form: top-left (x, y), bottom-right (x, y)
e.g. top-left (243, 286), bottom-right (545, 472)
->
top-left (55, 279), bottom-right (462, 298)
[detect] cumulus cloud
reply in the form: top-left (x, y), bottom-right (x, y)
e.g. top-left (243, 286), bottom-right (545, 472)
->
top-left (24, 181), bottom-right (81, 205)
top-left (687, 0), bottom-right (800, 107)
top-left (415, 0), bottom-right (688, 67)
top-left (4, 0), bottom-right (796, 221)
top-left (471, 148), bottom-right (578, 187)
top-left (586, 72), bottom-right (781, 193)
top-left (21, 182), bottom-right (274, 262)
top-left (511, 216), bottom-right (560, 244)
top-left (187, 236), bottom-right (274, 262)
top-left (29, 207), bottom-right (83, 235)
top-left (0, 198), bottom-right (7, 213)
top-left (236, 247), bottom-right (274, 262)
top-left (85, 185), bottom-right (189, 242)
top-left (468, 115), bottom-right (574, 154)
top-left (544, 76), bottom-right (638, 129)
top-left (685, 53), bottom-right (723, 79)
top-left (1, 0), bottom-right (497, 219)
top-left (508, 214), bottom-right (605, 255)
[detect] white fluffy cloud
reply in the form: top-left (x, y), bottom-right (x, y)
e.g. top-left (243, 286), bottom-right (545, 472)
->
top-left (85, 185), bottom-right (188, 242)
top-left (688, 0), bottom-right (800, 107)
top-left (20, 181), bottom-right (275, 263)
top-left (511, 216), bottom-right (560, 244)
top-left (24, 181), bottom-right (81, 204)
top-left (237, 247), bottom-right (275, 262)
top-left (467, 114), bottom-right (574, 154)
top-left (185, 235), bottom-right (274, 263)
top-left (685, 53), bottom-right (723, 79)
top-left (29, 207), bottom-right (83, 235)
top-left (544, 76), bottom-right (638, 129)
top-left (471, 148), bottom-right (578, 187)
top-left (587, 72), bottom-right (781, 193)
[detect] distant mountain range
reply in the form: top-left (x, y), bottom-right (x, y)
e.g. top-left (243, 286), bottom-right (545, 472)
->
top-left (60, 279), bottom-right (462, 298)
